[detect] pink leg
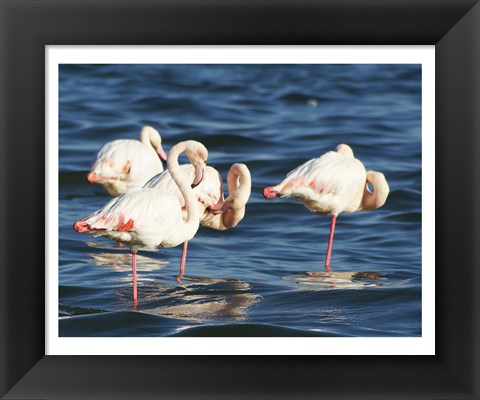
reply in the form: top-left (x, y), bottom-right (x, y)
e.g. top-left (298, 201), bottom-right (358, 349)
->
top-left (179, 241), bottom-right (188, 276)
top-left (324, 215), bottom-right (337, 272)
top-left (132, 251), bottom-right (138, 301)
top-left (176, 241), bottom-right (188, 285)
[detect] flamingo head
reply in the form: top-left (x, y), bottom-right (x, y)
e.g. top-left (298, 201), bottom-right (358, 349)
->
top-left (183, 141), bottom-right (208, 188)
top-left (140, 126), bottom-right (168, 162)
top-left (335, 144), bottom-right (354, 158)
top-left (263, 186), bottom-right (279, 199)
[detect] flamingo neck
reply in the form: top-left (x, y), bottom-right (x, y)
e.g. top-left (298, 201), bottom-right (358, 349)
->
top-left (220, 207), bottom-right (246, 229)
top-left (226, 165), bottom-right (251, 211)
top-left (361, 171), bottom-right (389, 211)
top-left (221, 164), bottom-right (251, 228)
top-left (167, 143), bottom-right (201, 230)
top-left (140, 126), bottom-right (160, 150)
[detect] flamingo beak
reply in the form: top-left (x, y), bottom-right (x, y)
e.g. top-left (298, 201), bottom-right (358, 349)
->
top-left (208, 200), bottom-right (232, 214)
top-left (157, 146), bottom-right (168, 162)
top-left (73, 220), bottom-right (90, 233)
top-left (191, 162), bottom-right (205, 189)
top-left (263, 186), bottom-right (279, 199)
top-left (87, 172), bottom-right (102, 183)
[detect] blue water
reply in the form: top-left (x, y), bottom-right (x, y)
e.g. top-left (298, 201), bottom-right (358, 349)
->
top-left (59, 64), bottom-right (421, 337)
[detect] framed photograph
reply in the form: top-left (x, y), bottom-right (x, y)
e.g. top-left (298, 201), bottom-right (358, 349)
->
top-left (48, 47), bottom-right (433, 356)
top-left (1, 1), bottom-right (479, 399)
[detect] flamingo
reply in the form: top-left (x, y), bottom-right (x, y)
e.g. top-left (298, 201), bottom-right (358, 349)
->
top-left (144, 164), bottom-right (225, 220)
top-left (203, 163), bottom-right (252, 230)
top-left (87, 126), bottom-right (168, 196)
top-left (263, 144), bottom-right (389, 272)
top-left (143, 163), bottom-right (252, 281)
top-left (73, 140), bottom-right (207, 302)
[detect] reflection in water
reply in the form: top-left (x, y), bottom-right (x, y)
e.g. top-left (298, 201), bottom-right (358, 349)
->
top-left (123, 277), bottom-right (261, 323)
top-left (88, 251), bottom-right (168, 312)
top-left (282, 271), bottom-right (387, 290)
top-left (85, 241), bottom-right (158, 252)
top-left (86, 250), bottom-right (261, 321)
top-left (88, 251), bottom-right (168, 275)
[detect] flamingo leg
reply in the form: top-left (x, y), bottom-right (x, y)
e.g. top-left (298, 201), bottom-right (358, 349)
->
top-left (132, 251), bottom-right (138, 301)
top-left (180, 240), bottom-right (188, 276)
top-left (176, 241), bottom-right (188, 285)
top-left (324, 214), bottom-right (337, 272)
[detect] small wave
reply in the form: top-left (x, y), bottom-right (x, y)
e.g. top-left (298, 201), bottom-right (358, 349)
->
top-left (59, 311), bottom-right (197, 337)
top-left (59, 303), bottom-right (105, 317)
top-left (384, 211), bottom-right (421, 224)
top-left (199, 133), bottom-right (270, 148)
top-left (131, 96), bottom-right (206, 115)
top-left (276, 93), bottom-right (335, 104)
top-left (170, 323), bottom-right (339, 337)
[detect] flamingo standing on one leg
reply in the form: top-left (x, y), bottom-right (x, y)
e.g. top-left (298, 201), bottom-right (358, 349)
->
top-left (262, 144), bottom-right (389, 272)
top-left (143, 163), bottom-right (252, 281)
top-left (73, 140), bottom-right (207, 302)
top-left (143, 164), bottom-right (223, 281)
top-left (87, 126), bottom-right (168, 196)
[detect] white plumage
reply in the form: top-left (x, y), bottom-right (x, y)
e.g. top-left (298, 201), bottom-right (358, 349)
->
top-left (88, 126), bottom-right (168, 196)
top-left (142, 163), bottom-right (251, 274)
top-left (144, 164), bottom-right (224, 221)
top-left (273, 145), bottom-right (367, 215)
top-left (201, 163), bottom-right (252, 231)
top-left (74, 140), bottom-right (207, 302)
top-left (263, 144), bottom-right (389, 271)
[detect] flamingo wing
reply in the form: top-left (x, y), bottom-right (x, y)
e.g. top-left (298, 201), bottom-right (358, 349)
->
top-left (144, 165), bottom-right (224, 220)
top-left (89, 139), bottom-right (164, 195)
top-left (277, 151), bottom-right (367, 214)
top-left (78, 187), bottom-right (184, 249)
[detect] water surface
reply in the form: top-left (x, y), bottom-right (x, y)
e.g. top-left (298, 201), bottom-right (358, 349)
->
top-left (59, 64), bottom-right (421, 337)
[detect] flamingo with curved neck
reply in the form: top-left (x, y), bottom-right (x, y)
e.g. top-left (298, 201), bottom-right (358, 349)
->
top-left (74, 140), bottom-right (207, 302)
top-left (143, 162), bottom-right (251, 282)
top-left (88, 126), bottom-right (168, 196)
top-left (204, 163), bottom-right (252, 230)
top-left (263, 144), bottom-right (389, 271)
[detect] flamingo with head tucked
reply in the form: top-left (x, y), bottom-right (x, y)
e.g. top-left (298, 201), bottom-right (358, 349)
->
top-left (88, 126), bottom-right (168, 196)
top-left (144, 163), bottom-right (252, 281)
top-left (74, 140), bottom-right (207, 301)
top-left (203, 163), bottom-right (252, 230)
top-left (263, 144), bottom-right (389, 271)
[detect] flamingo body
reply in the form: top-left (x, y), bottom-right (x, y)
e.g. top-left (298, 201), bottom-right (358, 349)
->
top-left (264, 144), bottom-right (367, 215)
top-left (88, 126), bottom-right (167, 196)
top-left (74, 140), bottom-right (207, 302)
top-left (144, 165), bottom-right (224, 221)
top-left (263, 144), bottom-right (389, 271)
top-left (73, 188), bottom-right (193, 250)
top-left (142, 163), bottom-right (251, 278)
top-left (146, 163), bottom-right (251, 230)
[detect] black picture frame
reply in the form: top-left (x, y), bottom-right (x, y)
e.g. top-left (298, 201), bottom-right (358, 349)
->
top-left (1, 1), bottom-right (479, 399)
